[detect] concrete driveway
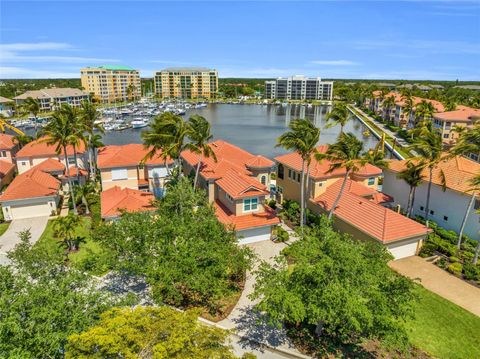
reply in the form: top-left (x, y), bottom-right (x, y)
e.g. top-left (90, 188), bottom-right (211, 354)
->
top-left (0, 216), bottom-right (50, 265)
top-left (390, 256), bottom-right (480, 317)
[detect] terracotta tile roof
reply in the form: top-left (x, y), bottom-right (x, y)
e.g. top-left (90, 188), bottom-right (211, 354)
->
top-left (101, 186), bottom-right (156, 218)
top-left (214, 200), bottom-right (280, 231)
top-left (216, 170), bottom-right (269, 199)
top-left (63, 166), bottom-right (88, 178)
top-left (370, 192), bottom-right (394, 205)
top-left (371, 91), bottom-right (445, 113)
top-left (97, 144), bottom-right (173, 169)
top-left (33, 158), bottom-right (65, 173)
top-left (0, 134), bottom-right (16, 150)
top-left (433, 107), bottom-right (480, 123)
top-left (275, 146), bottom-right (382, 180)
top-left (16, 137), bottom-right (86, 158)
top-left (181, 140), bottom-right (269, 180)
top-left (0, 160), bottom-right (15, 178)
top-left (0, 167), bottom-right (60, 201)
top-left (311, 179), bottom-right (430, 243)
top-left (245, 155), bottom-right (275, 169)
top-left (387, 155), bottom-right (480, 194)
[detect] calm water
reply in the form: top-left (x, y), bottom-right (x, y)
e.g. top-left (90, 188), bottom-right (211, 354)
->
top-left (100, 104), bottom-right (381, 159)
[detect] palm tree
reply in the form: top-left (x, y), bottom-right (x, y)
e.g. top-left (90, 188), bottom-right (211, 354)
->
top-left (22, 97), bottom-right (40, 120)
top-left (442, 98), bottom-right (456, 112)
top-left (75, 181), bottom-right (96, 215)
top-left (39, 110), bottom-right (78, 214)
top-left (12, 134), bottom-right (33, 148)
top-left (126, 84), bottom-right (136, 102)
top-left (186, 115), bottom-right (217, 190)
top-left (382, 95), bottom-right (396, 124)
top-left (277, 119), bottom-right (320, 228)
top-left (408, 129), bottom-right (445, 227)
top-left (79, 100), bottom-right (104, 180)
top-left (325, 102), bottom-right (350, 133)
top-left (142, 112), bottom-right (189, 175)
top-left (414, 100), bottom-right (435, 129)
top-left (401, 94), bottom-right (414, 127)
top-left (53, 213), bottom-right (83, 252)
top-left (315, 133), bottom-right (367, 220)
top-left (397, 161), bottom-right (426, 218)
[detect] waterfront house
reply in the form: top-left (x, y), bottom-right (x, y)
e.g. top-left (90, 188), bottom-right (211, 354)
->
top-left (0, 96), bottom-right (14, 117)
top-left (275, 147), bottom-right (432, 259)
top-left (13, 88), bottom-right (89, 112)
top-left (181, 140), bottom-right (280, 244)
top-left (101, 186), bottom-right (156, 220)
top-left (383, 156), bottom-right (480, 241)
top-left (0, 134), bottom-right (19, 164)
top-left (0, 165), bottom-right (61, 220)
top-left (15, 137), bottom-right (88, 175)
top-left (97, 144), bottom-right (173, 197)
top-left (432, 106), bottom-right (480, 148)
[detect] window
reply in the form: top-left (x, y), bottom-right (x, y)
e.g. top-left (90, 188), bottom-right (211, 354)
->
top-left (0, 151), bottom-right (6, 157)
top-left (297, 173), bottom-right (301, 182)
top-left (443, 216), bottom-right (448, 221)
top-left (288, 169), bottom-right (292, 178)
top-left (430, 210), bottom-right (435, 215)
top-left (21, 161), bottom-right (26, 166)
top-left (443, 134), bottom-right (449, 139)
top-left (278, 164), bottom-right (284, 179)
top-left (368, 177), bottom-right (375, 186)
top-left (420, 206), bottom-right (424, 211)
top-left (243, 197), bottom-right (258, 212)
top-left (226, 193), bottom-right (234, 202)
top-left (474, 199), bottom-right (480, 210)
top-left (261, 175), bottom-right (266, 185)
top-left (67, 157), bottom-right (76, 165)
top-left (111, 168), bottom-right (128, 180)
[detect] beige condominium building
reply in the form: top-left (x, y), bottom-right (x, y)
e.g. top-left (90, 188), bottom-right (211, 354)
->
top-left (13, 88), bottom-right (89, 111)
top-left (80, 65), bottom-right (141, 103)
top-left (154, 67), bottom-right (218, 99)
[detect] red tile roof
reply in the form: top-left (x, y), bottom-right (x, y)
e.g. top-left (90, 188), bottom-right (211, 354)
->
top-left (216, 170), bottom-right (269, 199)
top-left (214, 200), bottom-right (280, 231)
top-left (311, 179), bottom-right (430, 243)
top-left (245, 155), bottom-right (275, 169)
top-left (181, 140), bottom-right (269, 180)
top-left (16, 137), bottom-right (86, 158)
top-left (0, 134), bottom-right (16, 150)
top-left (33, 158), bottom-right (65, 173)
top-left (63, 166), bottom-right (88, 178)
top-left (101, 186), bottom-right (156, 218)
top-left (433, 107), bottom-right (480, 123)
top-left (0, 167), bottom-right (60, 201)
top-left (387, 156), bottom-right (480, 194)
top-left (97, 144), bottom-right (173, 169)
top-left (275, 146), bottom-right (382, 180)
top-left (0, 160), bottom-right (15, 178)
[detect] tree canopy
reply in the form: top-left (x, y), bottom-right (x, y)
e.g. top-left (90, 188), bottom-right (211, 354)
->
top-left (93, 178), bottom-right (252, 314)
top-left (251, 217), bottom-right (416, 350)
top-left (65, 306), bottom-right (239, 359)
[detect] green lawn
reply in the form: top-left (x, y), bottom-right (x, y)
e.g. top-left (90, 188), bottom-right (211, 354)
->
top-left (406, 285), bottom-right (480, 359)
top-left (0, 222), bottom-right (10, 237)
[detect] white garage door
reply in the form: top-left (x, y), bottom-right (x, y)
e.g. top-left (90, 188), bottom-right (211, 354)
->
top-left (237, 226), bottom-right (271, 245)
top-left (10, 202), bottom-right (52, 220)
top-left (387, 240), bottom-right (419, 260)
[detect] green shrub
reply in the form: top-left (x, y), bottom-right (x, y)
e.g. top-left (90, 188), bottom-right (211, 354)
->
top-left (447, 262), bottom-right (463, 276)
top-left (461, 251), bottom-right (474, 262)
top-left (275, 226), bottom-right (290, 243)
top-left (463, 263), bottom-right (480, 282)
top-left (281, 199), bottom-right (300, 225)
top-left (449, 256), bottom-right (459, 263)
top-left (266, 199), bottom-right (277, 210)
top-left (436, 227), bottom-right (458, 244)
top-left (436, 257), bottom-right (448, 269)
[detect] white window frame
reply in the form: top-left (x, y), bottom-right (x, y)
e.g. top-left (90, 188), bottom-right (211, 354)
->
top-left (243, 197), bottom-right (258, 212)
top-left (111, 168), bottom-right (128, 181)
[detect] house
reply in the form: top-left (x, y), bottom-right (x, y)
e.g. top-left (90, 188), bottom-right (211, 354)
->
top-left (101, 186), bottom-right (156, 220)
top-left (0, 96), bottom-right (14, 117)
top-left (13, 88), bottom-right (89, 112)
top-left (0, 166), bottom-right (61, 220)
top-left (0, 133), bottom-right (19, 164)
top-left (97, 144), bottom-right (173, 197)
top-left (309, 179), bottom-right (431, 259)
top-left (32, 158), bottom-right (88, 189)
top-left (383, 156), bottom-right (480, 241)
top-left (181, 140), bottom-right (280, 244)
top-left (0, 161), bottom-right (15, 188)
top-left (274, 145), bottom-right (383, 207)
top-left (15, 137), bottom-right (88, 175)
top-left (432, 107), bottom-right (480, 146)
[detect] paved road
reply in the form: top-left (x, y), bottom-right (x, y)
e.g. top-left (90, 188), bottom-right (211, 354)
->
top-left (390, 256), bottom-right (480, 317)
top-left (0, 216), bottom-right (49, 265)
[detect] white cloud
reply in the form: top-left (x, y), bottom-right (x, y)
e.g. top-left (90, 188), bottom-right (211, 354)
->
top-left (0, 66), bottom-right (79, 79)
top-left (0, 42), bottom-right (71, 51)
top-left (310, 60), bottom-right (359, 66)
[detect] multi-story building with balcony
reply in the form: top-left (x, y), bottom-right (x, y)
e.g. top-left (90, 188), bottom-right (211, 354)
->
top-left (264, 76), bottom-right (333, 101)
top-left (80, 65), bottom-right (141, 103)
top-left (154, 67), bottom-right (218, 99)
top-left (13, 88), bottom-right (89, 111)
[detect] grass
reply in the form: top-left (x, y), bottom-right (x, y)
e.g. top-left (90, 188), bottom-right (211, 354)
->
top-left (0, 222), bottom-right (10, 237)
top-left (405, 285), bottom-right (480, 359)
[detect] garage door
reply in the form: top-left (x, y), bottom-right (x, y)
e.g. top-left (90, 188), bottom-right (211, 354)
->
top-left (10, 202), bottom-right (52, 220)
top-left (387, 240), bottom-right (419, 260)
top-left (237, 226), bottom-right (271, 245)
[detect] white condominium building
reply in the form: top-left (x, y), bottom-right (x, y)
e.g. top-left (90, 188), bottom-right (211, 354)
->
top-left (265, 76), bottom-right (333, 101)
top-left (13, 88), bottom-right (89, 111)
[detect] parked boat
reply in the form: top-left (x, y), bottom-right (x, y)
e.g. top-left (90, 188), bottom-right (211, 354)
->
top-left (131, 118), bottom-right (149, 128)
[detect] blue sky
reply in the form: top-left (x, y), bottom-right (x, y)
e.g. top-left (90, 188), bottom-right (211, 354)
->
top-left (1, 1), bottom-right (479, 80)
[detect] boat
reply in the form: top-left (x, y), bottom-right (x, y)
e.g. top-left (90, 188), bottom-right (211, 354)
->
top-left (175, 109), bottom-right (186, 115)
top-left (195, 103), bottom-right (207, 109)
top-left (131, 118), bottom-right (149, 128)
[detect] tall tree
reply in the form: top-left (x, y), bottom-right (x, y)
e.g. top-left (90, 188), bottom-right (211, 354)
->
top-left (414, 100), bottom-right (435, 129)
top-left (408, 129), bottom-right (445, 227)
top-left (325, 102), bottom-right (350, 133)
top-left (401, 94), bottom-right (414, 127)
top-left (53, 213), bottom-right (83, 253)
top-left (277, 119), bottom-right (320, 228)
top-left (397, 161), bottom-right (426, 218)
top-left (315, 133), bottom-right (367, 220)
top-left (22, 97), bottom-right (40, 120)
top-left (186, 115), bottom-right (217, 190)
top-left (382, 95), bottom-right (396, 124)
top-left (79, 100), bottom-right (104, 180)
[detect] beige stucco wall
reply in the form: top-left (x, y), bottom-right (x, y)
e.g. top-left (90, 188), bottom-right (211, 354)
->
top-left (235, 194), bottom-right (266, 215)
top-left (217, 187), bottom-right (236, 213)
top-left (0, 148), bottom-right (17, 164)
top-left (16, 154), bottom-right (87, 174)
top-left (2, 195), bottom-right (60, 220)
top-left (100, 166), bottom-right (139, 190)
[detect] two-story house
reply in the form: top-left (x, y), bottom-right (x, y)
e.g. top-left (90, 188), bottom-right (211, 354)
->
top-left (15, 137), bottom-right (88, 176)
top-left (181, 140), bottom-right (279, 244)
top-left (383, 155), bottom-right (480, 242)
top-left (275, 146), bottom-right (432, 259)
top-left (97, 144), bottom-right (173, 197)
top-left (0, 134), bottom-right (18, 187)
